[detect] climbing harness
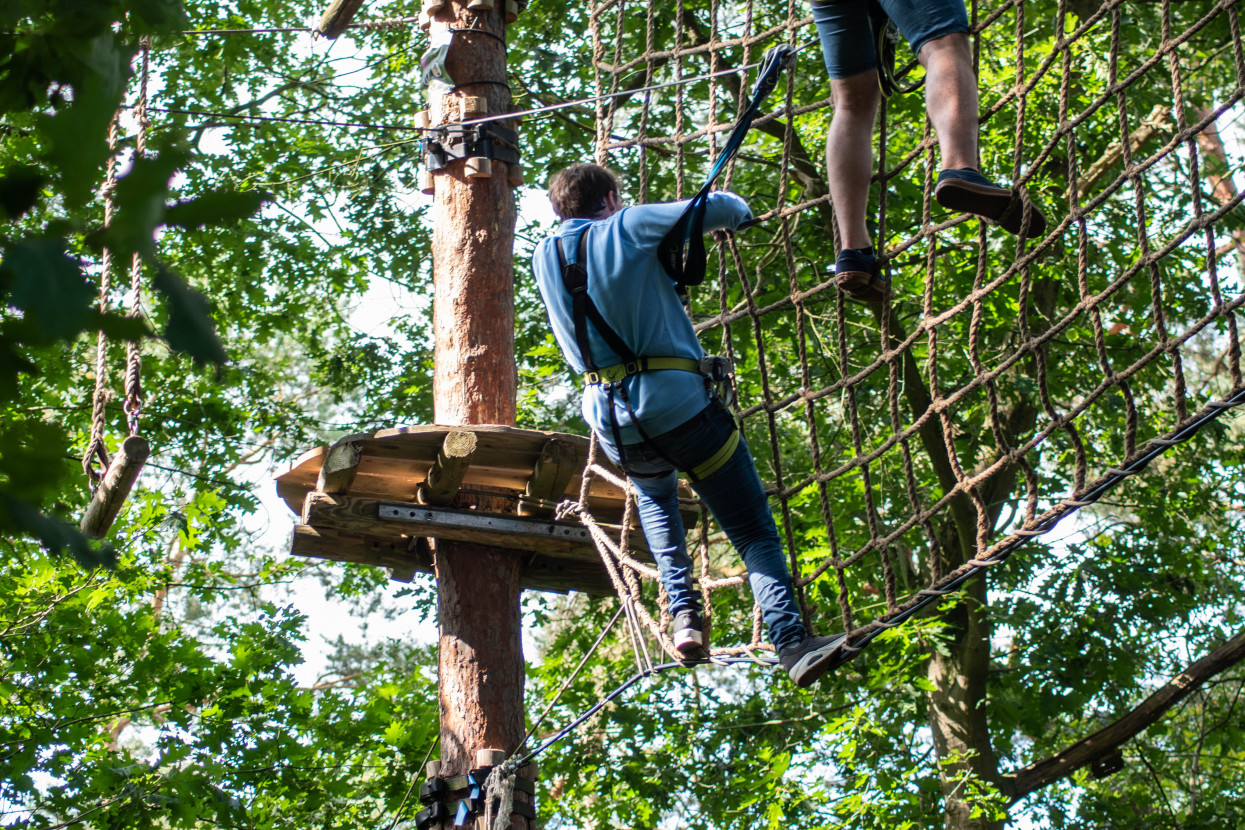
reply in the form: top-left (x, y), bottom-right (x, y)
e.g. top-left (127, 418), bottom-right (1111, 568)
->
top-left (656, 44), bottom-right (796, 288)
top-left (553, 229), bottom-right (740, 482)
top-left (870, 1), bottom-right (924, 98)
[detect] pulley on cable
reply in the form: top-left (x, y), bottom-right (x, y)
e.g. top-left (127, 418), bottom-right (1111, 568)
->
top-left (80, 41), bottom-right (153, 539)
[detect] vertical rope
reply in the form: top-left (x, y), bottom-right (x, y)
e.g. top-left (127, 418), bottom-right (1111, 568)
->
top-left (124, 38), bottom-right (151, 439)
top-left (83, 108), bottom-right (121, 484)
top-left (1224, 2), bottom-right (1244, 391)
top-left (1162, 0), bottom-right (1192, 421)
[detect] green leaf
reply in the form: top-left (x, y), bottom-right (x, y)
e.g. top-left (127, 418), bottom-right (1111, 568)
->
top-left (106, 143), bottom-right (191, 259)
top-left (128, 0), bottom-right (189, 33)
top-left (0, 238), bottom-right (93, 341)
top-left (0, 493), bottom-right (115, 567)
top-left (151, 265), bottom-right (227, 366)
top-left (37, 70), bottom-right (124, 208)
top-left (0, 166), bottom-right (46, 219)
top-left (163, 188), bottom-right (269, 230)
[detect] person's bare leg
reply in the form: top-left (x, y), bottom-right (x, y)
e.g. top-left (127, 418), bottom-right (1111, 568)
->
top-left (918, 32), bottom-right (978, 173)
top-left (921, 31), bottom-right (1048, 237)
top-left (826, 70), bottom-right (882, 251)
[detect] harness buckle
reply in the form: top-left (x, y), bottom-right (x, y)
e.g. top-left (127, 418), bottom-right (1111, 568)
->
top-left (699, 355), bottom-right (736, 409)
top-left (584, 371), bottom-right (601, 385)
top-left (623, 360), bottom-right (641, 377)
top-left (699, 355), bottom-right (734, 382)
top-left (600, 364), bottom-right (628, 383)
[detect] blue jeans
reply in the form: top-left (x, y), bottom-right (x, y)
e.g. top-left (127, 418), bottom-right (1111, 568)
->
top-left (600, 404), bottom-right (807, 651)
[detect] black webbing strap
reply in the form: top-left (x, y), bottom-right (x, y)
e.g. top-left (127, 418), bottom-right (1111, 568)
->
top-left (552, 228), bottom-right (717, 479)
top-left (656, 44), bottom-right (796, 288)
top-left (555, 230), bottom-right (639, 373)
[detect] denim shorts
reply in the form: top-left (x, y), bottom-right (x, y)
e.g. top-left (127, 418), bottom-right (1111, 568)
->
top-left (811, 0), bottom-right (970, 78)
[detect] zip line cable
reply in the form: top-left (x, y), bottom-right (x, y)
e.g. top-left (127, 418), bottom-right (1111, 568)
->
top-left (149, 106), bottom-right (421, 132)
top-left (500, 654), bottom-right (779, 777)
top-left (180, 16), bottom-right (422, 36)
top-left (141, 54), bottom-right (797, 135)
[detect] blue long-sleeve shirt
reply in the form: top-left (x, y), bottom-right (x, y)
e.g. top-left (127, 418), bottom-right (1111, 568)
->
top-left (532, 192), bottom-right (753, 445)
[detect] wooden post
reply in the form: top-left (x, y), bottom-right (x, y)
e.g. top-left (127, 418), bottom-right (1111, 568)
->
top-left (316, 0), bottom-right (367, 39)
top-left (418, 430), bottom-right (479, 505)
top-left (426, 0), bottom-right (524, 811)
top-left (80, 434), bottom-right (150, 537)
top-left (316, 441), bottom-right (362, 494)
top-left (518, 438), bottom-right (579, 517)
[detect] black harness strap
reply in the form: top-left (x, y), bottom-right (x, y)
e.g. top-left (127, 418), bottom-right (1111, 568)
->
top-left (656, 44), bottom-right (796, 288)
top-left (553, 229), bottom-right (705, 479)
top-left (556, 230), bottom-right (638, 372)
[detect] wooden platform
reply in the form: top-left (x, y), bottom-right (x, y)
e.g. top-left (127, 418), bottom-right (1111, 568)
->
top-left (276, 424), bottom-right (695, 595)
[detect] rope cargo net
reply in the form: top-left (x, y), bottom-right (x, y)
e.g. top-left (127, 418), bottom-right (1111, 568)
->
top-left (556, 0), bottom-right (1245, 661)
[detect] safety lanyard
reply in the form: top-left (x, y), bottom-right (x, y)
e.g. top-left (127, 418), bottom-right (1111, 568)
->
top-left (656, 44), bottom-right (796, 288)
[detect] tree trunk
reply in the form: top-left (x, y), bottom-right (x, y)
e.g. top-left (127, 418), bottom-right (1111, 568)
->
top-left (891, 322), bottom-right (1004, 827)
top-left (427, 0), bottom-right (523, 784)
top-left (430, 6), bottom-right (518, 428)
top-left (927, 567), bottom-right (1005, 830)
top-left (435, 540), bottom-right (524, 774)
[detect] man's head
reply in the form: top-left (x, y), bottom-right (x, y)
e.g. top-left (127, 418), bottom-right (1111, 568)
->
top-left (547, 163), bottom-right (622, 220)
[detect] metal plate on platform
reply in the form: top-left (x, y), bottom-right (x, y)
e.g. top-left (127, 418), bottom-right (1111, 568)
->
top-left (378, 503), bottom-right (592, 544)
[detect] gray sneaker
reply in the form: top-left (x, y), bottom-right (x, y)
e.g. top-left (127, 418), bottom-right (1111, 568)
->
top-left (778, 634), bottom-right (848, 687)
top-left (672, 609), bottom-right (705, 657)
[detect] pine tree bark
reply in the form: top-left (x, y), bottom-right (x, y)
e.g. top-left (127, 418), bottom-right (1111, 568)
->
top-left (427, 0), bottom-right (523, 783)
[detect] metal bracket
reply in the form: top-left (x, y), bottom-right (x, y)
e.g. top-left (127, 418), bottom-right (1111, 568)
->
top-left (424, 121), bottom-right (520, 172)
top-left (378, 502), bottom-right (591, 545)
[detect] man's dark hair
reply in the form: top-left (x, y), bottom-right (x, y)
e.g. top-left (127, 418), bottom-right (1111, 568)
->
top-left (547, 163), bottom-right (621, 220)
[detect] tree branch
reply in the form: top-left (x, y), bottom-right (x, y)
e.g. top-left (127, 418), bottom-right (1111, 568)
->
top-left (1007, 625), bottom-right (1245, 800)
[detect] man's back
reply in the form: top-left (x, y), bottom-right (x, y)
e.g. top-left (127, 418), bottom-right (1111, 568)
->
top-left (532, 192), bottom-right (751, 444)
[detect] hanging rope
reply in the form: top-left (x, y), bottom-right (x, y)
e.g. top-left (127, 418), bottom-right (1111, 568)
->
top-left (123, 39), bottom-right (150, 441)
top-left (79, 38), bottom-right (154, 538)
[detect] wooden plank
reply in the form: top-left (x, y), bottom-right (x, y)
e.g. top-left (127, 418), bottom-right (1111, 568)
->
top-left (290, 524), bottom-right (427, 571)
top-left (80, 435), bottom-right (150, 537)
top-left (418, 430), bottom-right (478, 505)
top-left (276, 444), bottom-right (326, 508)
top-left (316, 441), bottom-right (362, 494)
top-left (275, 424), bottom-right (697, 525)
top-left (519, 438), bottom-right (580, 517)
top-left (316, 0), bottom-right (366, 39)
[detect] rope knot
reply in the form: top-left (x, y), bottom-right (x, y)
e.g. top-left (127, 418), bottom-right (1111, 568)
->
top-left (482, 763), bottom-right (516, 830)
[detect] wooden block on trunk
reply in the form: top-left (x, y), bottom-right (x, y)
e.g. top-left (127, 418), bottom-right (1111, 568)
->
top-left (519, 437), bottom-right (579, 517)
top-left (316, 441), bottom-right (362, 494)
top-left (418, 430), bottom-right (478, 505)
top-left (476, 748), bottom-right (506, 767)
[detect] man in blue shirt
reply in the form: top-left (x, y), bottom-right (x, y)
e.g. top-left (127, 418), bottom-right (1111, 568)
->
top-left (811, 0), bottom-right (1048, 302)
top-left (532, 163), bottom-right (846, 687)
